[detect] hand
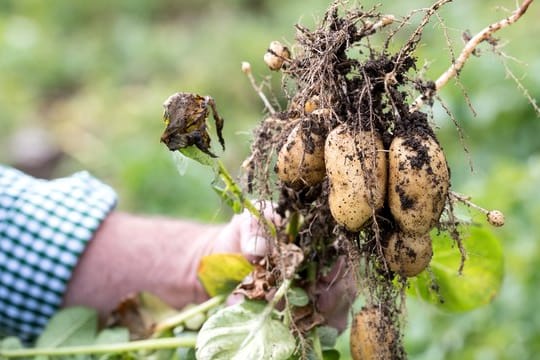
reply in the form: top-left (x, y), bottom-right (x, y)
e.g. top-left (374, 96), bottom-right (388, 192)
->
top-left (62, 208), bottom-right (355, 331)
top-left (61, 209), bottom-right (273, 322)
top-left (210, 203), bottom-right (274, 259)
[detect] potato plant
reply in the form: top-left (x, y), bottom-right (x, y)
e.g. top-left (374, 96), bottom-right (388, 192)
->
top-left (231, 1), bottom-right (532, 359)
top-left (0, 1), bottom-right (534, 359)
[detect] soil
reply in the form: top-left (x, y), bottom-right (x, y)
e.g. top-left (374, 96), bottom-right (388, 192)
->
top-left (241, 2), bottom-right (459, 359)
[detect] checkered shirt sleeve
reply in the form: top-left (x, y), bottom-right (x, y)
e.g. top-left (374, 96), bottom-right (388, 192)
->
top-left (0, 165), bottom-right (117, 343)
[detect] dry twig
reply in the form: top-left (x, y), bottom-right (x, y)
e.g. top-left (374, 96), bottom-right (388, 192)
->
top-left (410, 0), bottom-right (535, 112)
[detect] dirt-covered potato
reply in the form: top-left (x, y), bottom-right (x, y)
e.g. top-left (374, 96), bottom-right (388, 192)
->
top-left (383, 231), bottom-right (432, 277)
top-left (350, 307), bottom-right (396, 360)
top-left (276, 121), bottom-right (325, 188)
top-left (325, 125), bottom-right (387, 231)
top-left (388, 133), bottom-right (449, 234)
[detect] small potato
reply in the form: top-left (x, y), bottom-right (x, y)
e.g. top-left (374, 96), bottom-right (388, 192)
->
top-left (388, 133), bottom-right (449, 234)
top-left (276, 122), bottom-right (325, 188)
top-left (264, 41), bottom-right (290, 71)
top-left (383, 231), bottom-right (432, 277)
top-left (350, 307), bottom-right (396, 360)
top-left (325, 125), bottom-right (387, 231)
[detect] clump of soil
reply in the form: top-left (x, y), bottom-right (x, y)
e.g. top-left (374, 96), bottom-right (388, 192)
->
top-left (242, 2), bottom-right (458, 358)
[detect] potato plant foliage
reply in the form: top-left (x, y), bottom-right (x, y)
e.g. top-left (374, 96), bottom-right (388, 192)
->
top-left (3, 1), bottom-right (531, 359)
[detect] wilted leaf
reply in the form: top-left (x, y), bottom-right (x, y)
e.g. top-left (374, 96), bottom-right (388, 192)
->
top-left (198, 254), bottom-right (254, 297)
top-left (196, 300), bottom-right (296, 360)
top-left (107, 292), bottom-right (178, 340)
top-left (409, 226), bottom-right (504, 312)
top-left (36, 307), bottom-right (97, 347)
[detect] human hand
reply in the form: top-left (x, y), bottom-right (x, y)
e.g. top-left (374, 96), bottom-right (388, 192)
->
top-left (209, 203), bottom-right (275, 260)
top-left (63, 208), bottom-right (355, 331)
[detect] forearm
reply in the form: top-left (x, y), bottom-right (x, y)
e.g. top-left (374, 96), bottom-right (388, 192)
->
top-left (62, 212), bottom-right (223, 320)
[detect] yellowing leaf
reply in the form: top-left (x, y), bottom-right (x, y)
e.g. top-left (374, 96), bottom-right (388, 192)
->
top-left (198, 254), bottom-right (254, 297)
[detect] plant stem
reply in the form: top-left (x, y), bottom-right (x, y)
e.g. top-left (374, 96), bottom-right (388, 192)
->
top-left (216, 160), bottom-right (277, 238)
top-left (286, 211), bottom-right (300, 242)
top-left (241, 61), bottom-right (276, 115)
top-left (410, 0), bottom-right (535, 112)
top-left (0, 336), bottom-right (197, 358)
top-left (310, 328), bottom-right (324, 360)
top-left (154, 295), bottom-right (225, 334)
top-left (269, 278), bottom-right (292, 310)
top-left (449, 191), bottom-right (488, 214)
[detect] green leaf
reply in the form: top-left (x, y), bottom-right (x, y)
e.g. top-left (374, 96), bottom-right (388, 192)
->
top-left (317, 326), bottom-right (338, 349)
top-left (287, 287), bottom-right (310, 307)
top-left (180, 304), bottom-right (207, 331)
top-left (196, 300), bottom-right (296, 360)
top-left (0, 337), bottom-right (24, 350)
top-left (177, 347), bottom-right (196, 360)
top-left (409, 226), bottom-right (504, 312)
top-left (36, 307), bottom-right (98, 348)
top-left (171, 151), bottom-right (190, 176)
top-left (322, 349), bottom-right (340, 360)
top-left (138, 292), bottom-right (179, 324)
top-left (211, 184), bottom-right (244, 214)
top-left (198, 254), bottom-right (254, 297)
top-left (179, 147), bottom-right (215, 167)
top-left (94, 328), bottom-right (130, 345)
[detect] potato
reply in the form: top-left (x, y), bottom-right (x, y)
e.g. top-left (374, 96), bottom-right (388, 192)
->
top-left (325, 125), bottom-right (387, 231)
top-left (276, 122), bottom-right (325, 188)
top-left (264, 40), bottom-right (290, 71)
top-left (383, 231), bottom-right (432, 277)
top-left (350, 307), bottom-right (396, 360)
top-left (388, 133), bottom-right (449, 234)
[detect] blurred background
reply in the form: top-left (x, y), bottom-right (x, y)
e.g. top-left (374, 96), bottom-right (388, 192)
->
top-left (0, 0), bottom-right (538, 358)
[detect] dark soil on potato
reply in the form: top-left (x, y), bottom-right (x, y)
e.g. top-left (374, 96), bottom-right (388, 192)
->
top-left (241, 2), bottom-right (458, 359)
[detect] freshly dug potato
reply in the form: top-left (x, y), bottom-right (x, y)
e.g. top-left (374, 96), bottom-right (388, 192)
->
top-left (388, 133), bottom-right (449, 234)
top-left (325, 125), bottom-right (387, 231)
top-left (276, 122), bottom-right (325, 188)
top-left (383, 231), bottom-right (432, 277)
top-left (350, 307), bottom-right (396, 360)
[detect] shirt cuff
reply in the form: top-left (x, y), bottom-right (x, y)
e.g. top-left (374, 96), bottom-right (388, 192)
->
top-left (0, 165), bottom-right (117, 343)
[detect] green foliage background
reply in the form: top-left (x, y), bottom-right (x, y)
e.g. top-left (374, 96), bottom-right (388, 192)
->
top-left (0, 0), bottom-right (538, 358)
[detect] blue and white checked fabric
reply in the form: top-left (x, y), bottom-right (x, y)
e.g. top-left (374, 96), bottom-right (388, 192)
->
top-left (0, 165), bottom-right (117, 343)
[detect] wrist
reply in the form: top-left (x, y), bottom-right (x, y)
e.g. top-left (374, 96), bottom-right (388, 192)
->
top-left (63, 212), bottom-right (223, 319)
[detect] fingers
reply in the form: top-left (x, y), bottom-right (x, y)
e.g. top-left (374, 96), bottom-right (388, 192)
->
top-left (213, 201), bottom-right (279, 259)
top-left (238, 201), bottom-right (280, 258)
